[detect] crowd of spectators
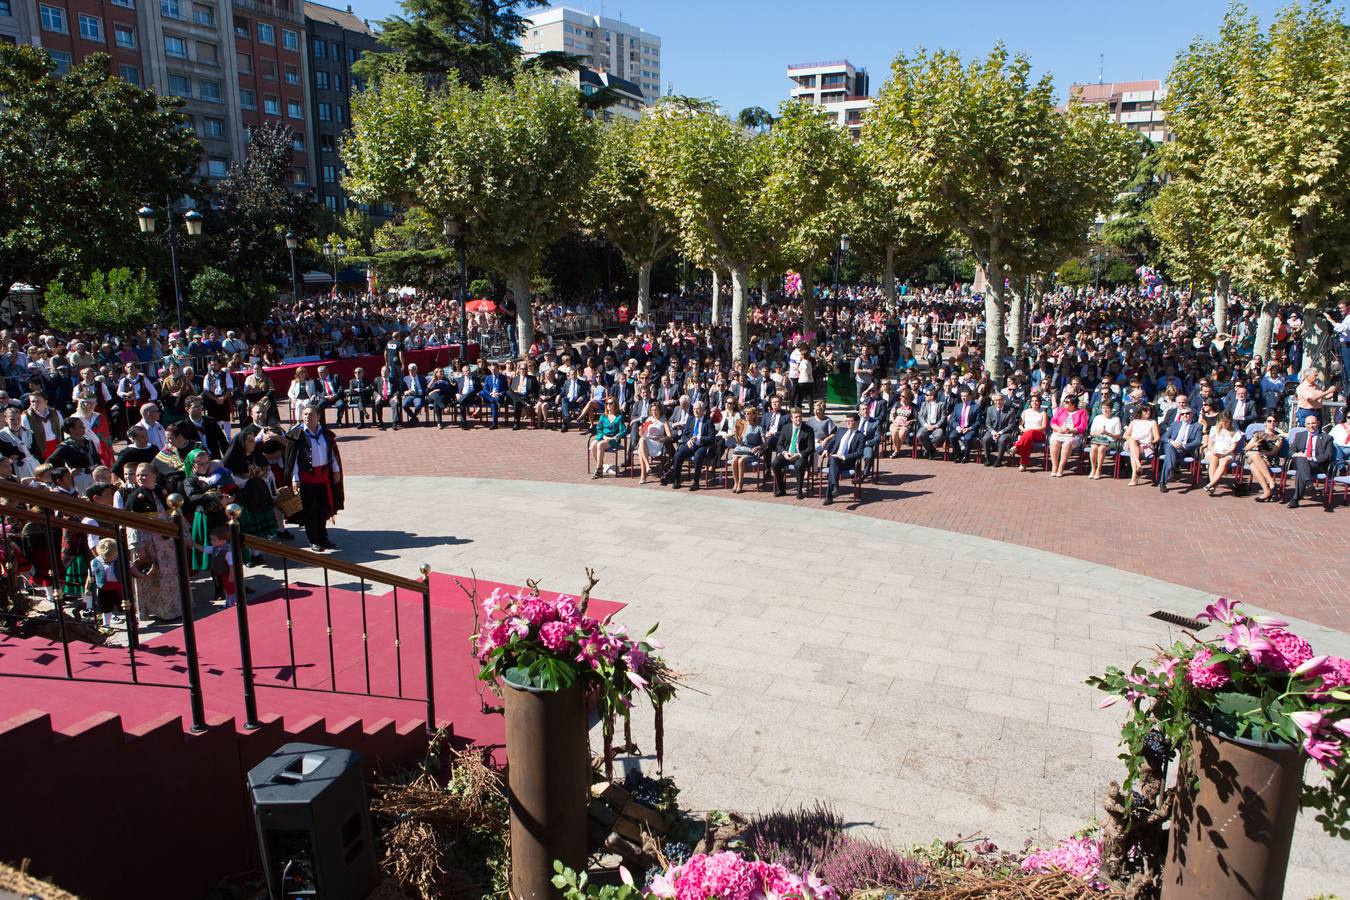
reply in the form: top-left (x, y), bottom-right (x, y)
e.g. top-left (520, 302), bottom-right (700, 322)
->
top-left (1, 281), bottom-right (1348, 630)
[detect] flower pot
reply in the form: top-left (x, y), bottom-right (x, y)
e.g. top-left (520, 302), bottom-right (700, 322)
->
top-left (1162, 721), bottom-right (1305, 900)
top-left (503, 676), bottom-right (590, 900)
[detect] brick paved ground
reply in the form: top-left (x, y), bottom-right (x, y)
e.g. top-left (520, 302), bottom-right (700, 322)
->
top-left (335, 421), bottom-right (1349, 631)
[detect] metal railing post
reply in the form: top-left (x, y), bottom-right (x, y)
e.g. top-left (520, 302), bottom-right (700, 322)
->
top-left (166, 495), bottom-right (208, 733)
top-left (419, 564), bottom-right (435, 736)
top-left (114, 525), bottom-right (139, 682)
top-left (226, 506), bottom-right (260, 729)
top-left (40, 509), bottom-right (74, 678)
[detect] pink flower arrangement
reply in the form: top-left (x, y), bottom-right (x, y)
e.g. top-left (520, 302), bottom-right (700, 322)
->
top-left (647, 852), bottom-right (836, 900)
top-left (1020, 836), bottom-right (1105, 890)
top-left (1089, 598), bottom-right (1350, 836)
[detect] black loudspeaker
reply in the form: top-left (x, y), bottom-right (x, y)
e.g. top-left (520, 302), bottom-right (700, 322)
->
top-left (248, 743), bottom-right (379, 900)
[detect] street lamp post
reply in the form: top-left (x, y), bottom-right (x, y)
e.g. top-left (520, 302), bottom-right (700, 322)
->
top-left (285, 231), bottom-right (300, 299)
top-left (322, 241), bottom-right (346, 294)
top-left (137, 198), bottom-right (202, 336)
top-left (445, 218), bottom-right (469, 357)
top-left (834, 234), bottom-right (851, 310)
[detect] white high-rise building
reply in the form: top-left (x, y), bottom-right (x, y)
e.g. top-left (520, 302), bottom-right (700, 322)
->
top-left (786, 59), bottom-right (872, 140)
top-left (523, 6), bottom-right (661, 106)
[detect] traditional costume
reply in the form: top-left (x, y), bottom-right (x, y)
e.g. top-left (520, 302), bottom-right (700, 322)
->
top-left (283, 422), bottom-right (343, 548)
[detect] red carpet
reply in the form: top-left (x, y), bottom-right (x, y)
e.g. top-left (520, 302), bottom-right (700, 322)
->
top-left (0, 572), bottom-right (622, 900)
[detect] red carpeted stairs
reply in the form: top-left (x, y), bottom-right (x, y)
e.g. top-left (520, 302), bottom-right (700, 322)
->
top-left (0, 572), bottom-right (620, 899)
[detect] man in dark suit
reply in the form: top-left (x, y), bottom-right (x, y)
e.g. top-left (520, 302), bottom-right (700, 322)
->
top-left (1287, 415), bottom-right (1333, 508)
top-left (456, 364), bottom-right (480, 430)
top-left (825, 413), bottom-right (866, 505)
top-left (947, 388), bottom-right (981, 463)
top-left (916, 390), bottom-right (946, 459)
top-left (560, 370), bottom-right (587, 432)
top-left (981, 393), bottom-right (1018, 467)
top-left (770, 405), bottom-right (814, 499)
top-left (346, 367), bottom-right (373, 429)
top-left (373, 365), bottom-right (401, 430)
top-left (507, 364), bottom-right (538, 430)
top-left (401, 364), bottom-right (427, 426)
top-left (183, 397), bottom-right (228, 458)
top-left (856, 402), bottom-right (882, 468)
top-left (762, 397), bottom-right (789, 455)
top-left (1158, 407), bottom-right (1203, 492)
top-left (664, 400), bottom-right (714, 490)
top-left (314, 365), bottom-right (347, 426)
top-left (1225, 383), bottom-right (1258, 433)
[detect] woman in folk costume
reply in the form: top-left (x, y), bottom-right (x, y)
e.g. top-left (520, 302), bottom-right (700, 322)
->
top-left (184, 448), bottom-right (233, 573)
top-left (123, 462), bottom-right (182, 622)
top-left (283, 407), bottom-right (343, 552)
top-left (72, 397), bottom-right (114, 469)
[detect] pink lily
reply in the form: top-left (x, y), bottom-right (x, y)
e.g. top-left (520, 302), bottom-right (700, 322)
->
top-left (625, 668), bottom-right (649, 690)
top-left (1197, 597), bottom-right (1240, 626)
top-left (1252, 614), bottom-right (1290, 629)
top-left (1304, 737), bottom-right (1344, 770)
top-left (1331, 719), bottom-right (1350, 739)
top-left (1290, 709), bottom-right (1327, 739)
top-left (1293, 655), bottom-right (1331, 678)
top-left (1097, 696), bottom-right (1118, 709)
top-left (1150, 657), bottom-right (1181, 684)
top-left (1223, 622), bottom-right (1273, 658)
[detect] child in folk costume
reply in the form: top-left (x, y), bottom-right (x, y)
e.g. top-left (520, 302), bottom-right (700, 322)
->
top-left (206, 527), bottom-right (237, 608)
top-left (87, 538), bottom-right (124, 629)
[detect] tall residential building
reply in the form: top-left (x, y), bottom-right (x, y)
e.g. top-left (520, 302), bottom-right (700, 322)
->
top-left (303, 1), bottom-right (383, 217)
top-left (522, 6), bottom-right (660, 106)
top-left (12, 0), bottom-right (312, 182)
top-left (1067, 79), bottom-right (1170, 143)
top-left (786, 59), bottom-right (871, 140)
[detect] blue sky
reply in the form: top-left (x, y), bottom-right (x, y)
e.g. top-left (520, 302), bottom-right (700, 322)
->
top-left (357, 0), bottom-right (1293, 114)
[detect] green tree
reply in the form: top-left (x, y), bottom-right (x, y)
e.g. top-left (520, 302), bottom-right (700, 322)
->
top-left (346, 68), bottom-right (595, 351)
top-left (206, 120), bottom-right (314, 292)
top-left (637, 102), bottom-right (779, 365)
top-left (1056, 257), bottom-right (1092, 287)
top-left (43, 268), bottom-right (160, 334)
top-left (0, 46), bottom-right (199, 297)
top-left (1101, 133), bottom-right (1163, 266)
top-left (865, 44), bottom-right (1133, 378)
top-left (736, 106), bottom-right (775, 131)
top-left (848, 139), bottom-right (945, 308)
top-left (360, 0), bottom-right (543, 86)
top-left (1161, 0), bottom-right (1350, 368)
top-left (186, 266), bottom-right (273, 327)
top-left (764, 100), bottom-right (856, 331)
top-left (581, 118), bottom-right (679, 316)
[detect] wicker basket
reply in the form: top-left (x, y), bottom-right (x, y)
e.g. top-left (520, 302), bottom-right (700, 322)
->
top-left (274, 485), bottom-right (304, 517)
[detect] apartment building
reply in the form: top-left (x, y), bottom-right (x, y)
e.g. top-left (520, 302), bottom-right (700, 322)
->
top-left (232, 0), bottom-right (312, 186)
top-left (786, 59), bottom-right (871, 140)
top-left (523, 5), bottom-right (660, 106)
top-left (303, 1), bottom-right (383, 216)
top-left (1067, 79), bottom-right (1170, 143)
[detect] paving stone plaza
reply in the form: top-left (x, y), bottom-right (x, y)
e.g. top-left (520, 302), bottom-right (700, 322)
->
top-left (311, 469), bottom-right (1350, 897)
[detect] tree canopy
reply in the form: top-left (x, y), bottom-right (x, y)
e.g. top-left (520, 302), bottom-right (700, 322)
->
top-left (359, 0), bottom-right (544, 86)
top-left (0, 46), bottom-right (200, 297)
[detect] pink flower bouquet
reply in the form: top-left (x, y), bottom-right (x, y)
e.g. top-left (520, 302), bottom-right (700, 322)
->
top-left (1088, 598), bottom-right (1350, 835)
top-left (647, 852), bottom-right (837, 900)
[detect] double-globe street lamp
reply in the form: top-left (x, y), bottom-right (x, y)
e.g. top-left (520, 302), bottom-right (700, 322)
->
top-left (322, 241), bottom-right (346, 294)
top-left (136, 199), bottom-right (203, 336)
top-left (833, 234), bottom-right (851, 307)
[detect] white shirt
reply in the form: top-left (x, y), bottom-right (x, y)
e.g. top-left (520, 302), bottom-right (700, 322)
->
top-left (138, 419), bottom-right (166, 450)
top-left (302, 429), bottom-right (340, 473)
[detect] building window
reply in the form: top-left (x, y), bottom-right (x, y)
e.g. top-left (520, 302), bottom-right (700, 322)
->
top-left (349, 47), bottom-right (359, 63)
top-left (114, 24), bottom-right (136, 48)
top-left (39, 4), bottom-right (67, 33)
top-left (207, 157), bottom-right (228, 177)
top-left (312, 39), bottom-right (325, 59)
top-left (160, 0), bottom-right (182, 18)
top-left (324, 195), bottom-right (337, 212)
top-left (261, 58), bottom-right (275, 79)
top-left (239, 87), bottom-right (256, 109)
top-left (233, 15), bottom-right (248, 37)
top-left (49, 49), bottom-right (72, 74)
top-left (314, 70), bottom-right (327, 90)
top-left (281, 28), bottom-right (297, 50)
top-left (119, 64), bottom-right (140, 84)
top-left (287, 99), bottom-right (301, 118)
top-left (111, 0), bottom-right (134, 8)
top-left (168, 74), bottom-right (190, 96)
top-left (318, 102), bottom-right (330, 121)
top-left (257, 22), bottom-right (273, 44)
top-left (196, 41), bottom-right (217, 64)
top-left (192, 3), bottom-right (212, 24)
top-left (284, 65), bottom-right (299, 85)
top-left (291, 131), bottom-right (304, 151)
top-left (320, 133), bottom-right (335, 152)
top-left (333, 74), bottom-right (342, 93)
top-left (322, 164), bottom-right (336, 183)
top-left (203, 117), bottom-right (224, 138)
top-left (77, 14), bottom-right (102, 41)
top-left (292, 168), bottom-right (307, 186)
top-left (199, 79), bottom-right (221, 102)
top-left (164, 34), bottom-right (187, 58)
top-left (264, 94), bottom-right (279, 115)
top-left (335, 105), bottom-right (344, 124)
top-left (236, 51), bottom-right (251, 73)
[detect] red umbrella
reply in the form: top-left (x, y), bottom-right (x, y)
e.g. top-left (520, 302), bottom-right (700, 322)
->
top-left (465, 299), bottom-right (498, 313)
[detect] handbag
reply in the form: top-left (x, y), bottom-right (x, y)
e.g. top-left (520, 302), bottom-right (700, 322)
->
top-left (274, 485), bottom-right (303, 517)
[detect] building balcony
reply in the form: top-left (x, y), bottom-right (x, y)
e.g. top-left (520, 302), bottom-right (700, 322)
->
top-left (231, 0), bottom-right (302, 26)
